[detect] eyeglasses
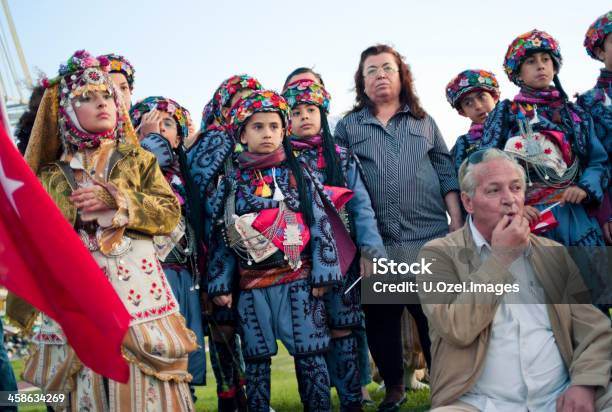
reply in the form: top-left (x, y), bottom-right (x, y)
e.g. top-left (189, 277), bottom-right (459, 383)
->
top-left (364, 65), bottom-right (399, 78)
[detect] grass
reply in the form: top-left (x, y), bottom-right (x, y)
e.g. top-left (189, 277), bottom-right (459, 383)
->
top-left (10, 343), bottom-right (431, 411)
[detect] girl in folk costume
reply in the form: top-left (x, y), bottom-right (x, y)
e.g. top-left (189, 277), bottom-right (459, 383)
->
top-left (129, 96), bottom-right (207, 396)
top-left (21, 50), bottom-right (197, 412)
top-left (481, 30), bottom-right (611, 304)
top-left (282, 78), bottom-right (386, 412)
top-left (188, 74), bottom-right (263, 412)
top-left (103, 53), bottom-right (135, 111)
top-left (578, 11), bottom-right (612, 246)
top-left (208, 90), bottom-right (347, 412)
top-left (446, 69), bottom-right (500, 172)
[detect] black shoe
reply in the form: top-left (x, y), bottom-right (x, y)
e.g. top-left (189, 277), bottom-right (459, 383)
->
top-left (376, 384), bottom-right (407, 412)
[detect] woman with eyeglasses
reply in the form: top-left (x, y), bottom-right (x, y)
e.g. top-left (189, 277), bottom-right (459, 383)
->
top-left (334, 44), bottom-right (463, 412)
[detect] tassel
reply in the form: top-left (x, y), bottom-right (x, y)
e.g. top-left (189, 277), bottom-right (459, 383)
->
top-left (261, 183), bottom-right (272, 198)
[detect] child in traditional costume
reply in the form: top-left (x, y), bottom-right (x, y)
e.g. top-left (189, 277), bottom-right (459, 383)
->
top-left (446, 69), bottom-right (500, 172)
top-left (103, 53), bottom-right (134, 111)
top-left (130, 96), bottom-right (207, 397)
top-left (282, 78), bottom-right (385, 412)
top-left (578, 11), bottom-right (612, 246)
top-left (481, 30), bottom-right (611, 304)
top-left (188, 74), bottom-right (263, 412)
top-left (21, 50), bottom-right (197, 411)
top-left (208, 89), bottom-right (347, 412)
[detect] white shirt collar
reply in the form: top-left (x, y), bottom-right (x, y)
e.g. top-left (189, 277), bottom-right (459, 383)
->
top-left (468, 215), bottom-right (491, 253)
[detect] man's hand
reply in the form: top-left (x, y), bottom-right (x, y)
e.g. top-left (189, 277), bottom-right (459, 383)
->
top-left (556, 385), bottom-right (595, 412)
top-left (212, 294), bottom-right (232, 308)
top-left (561, 186), bottom-right (588, 205)
top-left (522, 205), bottom-right (541, 225)
top-left (491, 214), bottom-right (530, 267)
top-left (312, 286), bottom-right (329, 298)
top-left (138, 111), bottom-right (162, 139)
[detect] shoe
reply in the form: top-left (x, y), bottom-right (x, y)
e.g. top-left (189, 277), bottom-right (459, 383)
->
top-left (361, 398), bottom-right (376, 407)
top-left (376, 384), bottom-right (407, 412)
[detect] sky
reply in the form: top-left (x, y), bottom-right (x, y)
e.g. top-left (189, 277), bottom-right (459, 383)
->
top-left (3, 0), bottom-right (610, 147)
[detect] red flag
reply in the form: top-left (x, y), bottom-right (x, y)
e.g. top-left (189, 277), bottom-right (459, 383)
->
top-left (0, 126), bottom-right (130, 382)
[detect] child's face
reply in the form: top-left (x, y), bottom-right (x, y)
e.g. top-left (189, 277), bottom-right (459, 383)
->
top-left (240, 112), bottom-right (284, 154)
top-left (517, 52), bottom-right (555, 89)
top-left (595, 33), bottom-right (612, 71)
top-left (290, 104), bottom-right (321, 138)
top-left (110, 72), bottom-right (132, 110)
top-left (73, 90), bottom-right (117, 134)
top-left (458, 90), bottom-right (497, 124)
top-left (158, 112), bottom-right (180, 148)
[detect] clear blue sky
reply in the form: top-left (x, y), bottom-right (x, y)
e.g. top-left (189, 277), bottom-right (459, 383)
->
top-left (7, 0), bottom-right (609, 146)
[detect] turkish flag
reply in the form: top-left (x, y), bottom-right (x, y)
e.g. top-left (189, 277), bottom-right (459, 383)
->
top-left (0, 126), bottom-right (130, 383)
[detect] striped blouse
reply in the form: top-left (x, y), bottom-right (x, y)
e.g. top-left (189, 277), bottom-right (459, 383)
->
top-left (334, 105), bottom-right (459, 263)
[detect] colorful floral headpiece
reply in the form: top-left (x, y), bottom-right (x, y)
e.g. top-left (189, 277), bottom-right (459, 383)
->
top-left (503, 29), bottom-right (562, 84)
top-left (445, 70), bottom-right (499, 109)
top-left (103, 53), bottom-right (135, 88)
top-left (282, 79), bottom-right (331, 113)
top-left (227, 90), bottom-right (289, 140)
top-left (584, 11), bottom-right (612, 60)
top-left (46, 50), bottom-right (126, 150)
top-left (201, 74), bottom-right (263, 130)
top-left (130, 96), bottom-right (190, 139)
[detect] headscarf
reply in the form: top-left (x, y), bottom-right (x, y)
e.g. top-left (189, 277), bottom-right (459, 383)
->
top-left (103, 53), bottom-right (135, 89)
top-left (226, 90), bottom-right (290, 141)
top-left (26, 50), bottom-right (137, 174)
top-left (200, 74), bottom-right (263, 130)
top-left (503, 29), bottom-right (562, 85)
top-left (282, 79), bottom-right (331, 113)
top-left (130, 96), bottom-right (190, 139)
top-left (584, 11), bottom-right (612, 61)
top-left (445, 69), bottom-right (499, 109)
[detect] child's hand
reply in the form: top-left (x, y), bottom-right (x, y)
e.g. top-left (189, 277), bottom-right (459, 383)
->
top-left (69, 185), bottom-right (115, 213)
top-left (138, 111), bottom-right (162, 139)
top-left (359, 256), bottom-right (374, 278)
top-left (560, 186), bottom-right (587, 205)
top-left (312, 286), bottom-right (329, 297)
top-left (522, 205), bottom-right (541, 225)
top-left (213, 294), bottom-right (232, 308)
top-left (603, 221), bottom-right (612, 245)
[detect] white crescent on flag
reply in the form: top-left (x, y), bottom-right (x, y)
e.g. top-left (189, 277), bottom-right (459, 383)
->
top-left (0, 156), bottom-right (24, 215)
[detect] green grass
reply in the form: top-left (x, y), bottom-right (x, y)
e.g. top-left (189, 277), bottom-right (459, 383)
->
top-left (11, 344), bottom-right (430, 411)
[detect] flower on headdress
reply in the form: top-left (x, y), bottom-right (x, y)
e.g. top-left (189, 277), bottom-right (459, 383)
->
top-left (459, 78), bottom-right (470, 87)
top-left (514, 142), bottom-right (523, 150)
top-left (532, 38), bottom-right (542, 47)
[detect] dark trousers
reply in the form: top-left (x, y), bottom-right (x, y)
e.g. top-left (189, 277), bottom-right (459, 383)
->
top-left (362, 304), bottom-right (431, 388)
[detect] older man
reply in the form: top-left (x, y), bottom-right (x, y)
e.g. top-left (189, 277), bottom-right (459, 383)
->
top-left (417, 148), bottom-right (612, 412)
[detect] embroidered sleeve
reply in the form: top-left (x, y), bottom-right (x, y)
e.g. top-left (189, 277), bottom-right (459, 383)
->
top-left (140, 133), bottom-right (175, 169)
top-left (306, 174), bottom-right (343, 287)
top-left (206, 178), bottom-right (236, 297)
top-left (109, 148), bottom-right (181, 236)
top-left (187, 129), bottom-right (234, 203)
top-left (576, 115), bottom-right (609, 206)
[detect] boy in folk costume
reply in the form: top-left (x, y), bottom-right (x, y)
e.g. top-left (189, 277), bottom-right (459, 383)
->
top-left (481, 30), bottom-right (611, 306)
top-left (282, 78), bottom-right (386, 412)
top-left (20, 50), bottom-right (197, 411)
top-left (446, 69), bottom-right (500, 172)
top-left (103, 53), bottom-right (135, 111)
top-left (188, 74), bottom-right (263, 412)
top-left (578, 11), bottom-right (612, 246)
top-left (208, 90), bottom-right (348, 412)
top-left (130, 96), bottom-right (207, 398)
